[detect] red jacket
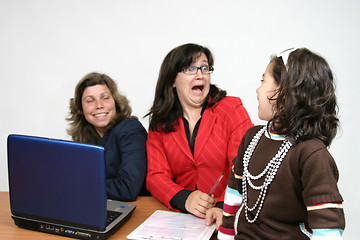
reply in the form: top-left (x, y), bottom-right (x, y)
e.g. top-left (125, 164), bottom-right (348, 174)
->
top-left (146, 96), bottom-right (253, 209)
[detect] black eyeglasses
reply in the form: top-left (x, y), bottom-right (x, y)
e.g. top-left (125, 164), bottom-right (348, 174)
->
top-left (181, 66), bottom-right (214, 75)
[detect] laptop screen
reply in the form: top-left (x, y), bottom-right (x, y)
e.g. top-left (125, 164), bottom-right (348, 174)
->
top-left (7, 134), bottom-right (107, 231)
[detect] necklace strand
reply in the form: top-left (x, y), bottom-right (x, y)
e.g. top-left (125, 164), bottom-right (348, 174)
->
top-left (242, 126), bottom-right (292, 223)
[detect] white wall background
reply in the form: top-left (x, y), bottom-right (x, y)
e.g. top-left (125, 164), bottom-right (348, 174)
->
top-left (1, 0), bottom-right (359, 238)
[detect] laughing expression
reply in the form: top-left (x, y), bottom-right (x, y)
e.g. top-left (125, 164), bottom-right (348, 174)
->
top-left (81, 84), bottom-right (116, 137)
top-left (173, 53), bottom-right (211, 110)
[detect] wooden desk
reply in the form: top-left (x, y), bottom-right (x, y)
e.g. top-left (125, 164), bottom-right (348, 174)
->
top-left (0, 192), bottom-right (217, 239)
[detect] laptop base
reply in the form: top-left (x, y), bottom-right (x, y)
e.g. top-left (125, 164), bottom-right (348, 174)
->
top-left (12, 212), bottom-right (133, 240)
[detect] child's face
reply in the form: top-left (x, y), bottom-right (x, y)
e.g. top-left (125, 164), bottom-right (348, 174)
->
top-left (256, 62), bottom-right (279, 121)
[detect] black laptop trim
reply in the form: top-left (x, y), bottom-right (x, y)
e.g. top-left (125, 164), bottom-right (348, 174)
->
top-left (11, 211), bottom-right (104, 231)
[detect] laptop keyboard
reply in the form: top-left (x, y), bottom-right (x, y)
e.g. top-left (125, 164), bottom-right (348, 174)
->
top-left (106, 211), bottom-right (122, 226)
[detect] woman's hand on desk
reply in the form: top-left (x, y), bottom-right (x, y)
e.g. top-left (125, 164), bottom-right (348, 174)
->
top-left (205, 207), bottom-right (223, 230)
top-left (185, 190), bottom-right (215, 218)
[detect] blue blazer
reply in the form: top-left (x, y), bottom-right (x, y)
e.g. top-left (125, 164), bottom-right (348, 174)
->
top-left (99, 118), bottom-right (147, 201)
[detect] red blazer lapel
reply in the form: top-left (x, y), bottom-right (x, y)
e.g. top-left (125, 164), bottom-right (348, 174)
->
top-left (170, 117), bottom-right (194, 161)
top-left (194, 109), bottom-right (217, 159)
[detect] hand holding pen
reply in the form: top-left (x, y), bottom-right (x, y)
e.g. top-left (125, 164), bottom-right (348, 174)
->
top-left (185, 173), bottom-right (225, 219)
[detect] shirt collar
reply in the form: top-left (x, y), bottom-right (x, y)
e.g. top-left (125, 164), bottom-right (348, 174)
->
top-left (264, 127), bottom-right (286, 141)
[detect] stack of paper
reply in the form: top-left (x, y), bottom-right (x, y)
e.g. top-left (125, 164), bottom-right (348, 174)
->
top-left (127, 210), bottom-right (216, 240)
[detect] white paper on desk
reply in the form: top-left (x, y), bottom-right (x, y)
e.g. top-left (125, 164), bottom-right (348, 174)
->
top-left (126, 210), bottom-right (216, 240)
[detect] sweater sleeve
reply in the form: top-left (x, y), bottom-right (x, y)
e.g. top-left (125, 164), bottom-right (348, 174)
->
top-left (299, 141), bottom-right (345, 239)
top-left (218, 137), bottom-right (247, 239)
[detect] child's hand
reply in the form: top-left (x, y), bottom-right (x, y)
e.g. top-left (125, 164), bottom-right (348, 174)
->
top-left (205, 207), bottom-right (223, 230)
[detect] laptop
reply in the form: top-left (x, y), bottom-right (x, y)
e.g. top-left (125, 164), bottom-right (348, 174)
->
top-left (7, 134), bottom-right (136, 240)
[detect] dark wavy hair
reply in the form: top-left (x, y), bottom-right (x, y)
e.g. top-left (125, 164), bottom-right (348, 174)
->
top-left (146, 43), bottom-right (226, 132)
top-left (66, 72), bottom-right (135, 144)
top-left (269, 48), bottom-right (339, 146)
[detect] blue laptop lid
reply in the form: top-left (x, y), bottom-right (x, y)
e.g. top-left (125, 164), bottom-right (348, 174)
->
top-left (7, 134), bottom-right (107, 230)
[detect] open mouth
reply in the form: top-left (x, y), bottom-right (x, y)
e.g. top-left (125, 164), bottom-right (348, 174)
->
top-left (192, 85), bottom-right (204, 92)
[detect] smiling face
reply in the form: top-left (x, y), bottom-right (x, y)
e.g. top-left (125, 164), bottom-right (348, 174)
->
top-left (256, 62), bottom-right (280, 121)
top-left (81, 84), bottom-right (116, 137)
top-left (173, 53), bottom-right (211, 111)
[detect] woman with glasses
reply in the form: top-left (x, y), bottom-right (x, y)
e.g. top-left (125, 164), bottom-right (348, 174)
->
top-left (146, 43), bottom-right (253, 228)
top-left (67, 72), bottom-right (147, 202)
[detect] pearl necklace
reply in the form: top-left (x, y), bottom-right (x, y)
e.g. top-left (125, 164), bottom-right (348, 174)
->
top-left (242, 126), bottom-right (292, 223)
